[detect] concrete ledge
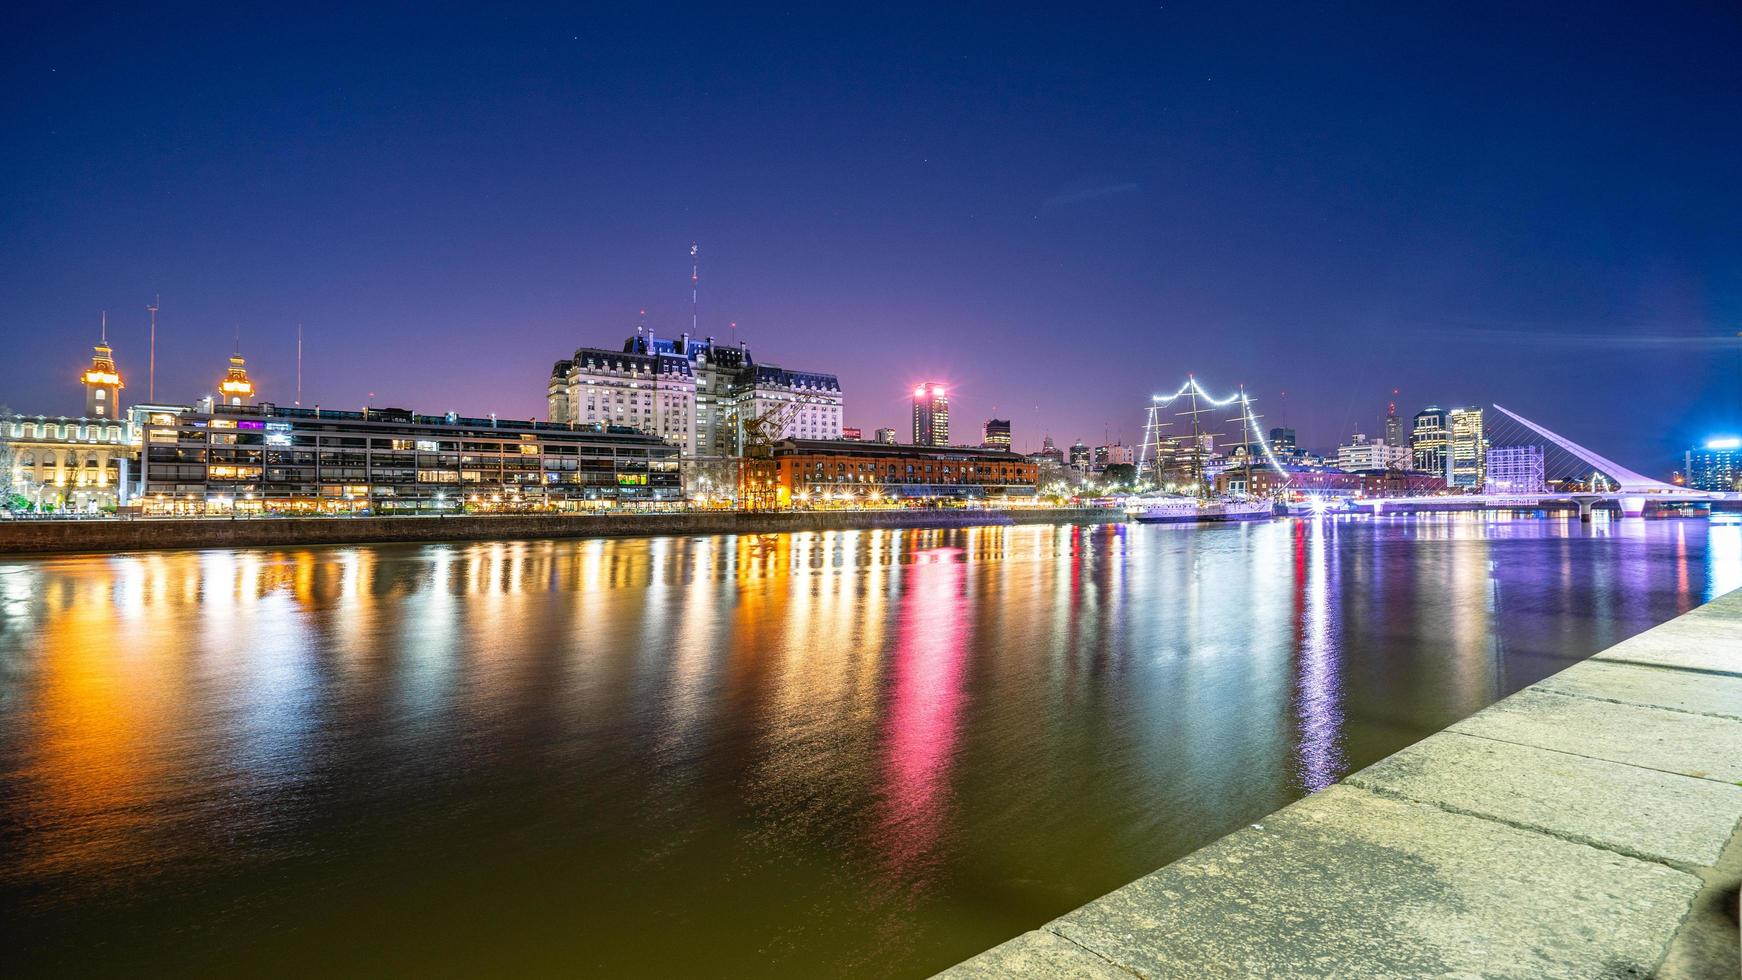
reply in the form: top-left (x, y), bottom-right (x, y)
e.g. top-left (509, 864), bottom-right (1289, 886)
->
top-left (1047, 785), bottom-right (1698, 979)
top-left (939, 587), bottom-right (1742, 978)
top-left (0, 507), bottom-right (1125, 556)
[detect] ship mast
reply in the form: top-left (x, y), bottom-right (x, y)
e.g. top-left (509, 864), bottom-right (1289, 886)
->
top-left (1241, 384), bottom-right (1252, 496)
top-left (1186, 377), bottom-right (1205, 499)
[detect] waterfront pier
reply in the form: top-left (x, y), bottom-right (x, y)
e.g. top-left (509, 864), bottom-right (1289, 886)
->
top-left (942, 588), bottom-right (1742, 978)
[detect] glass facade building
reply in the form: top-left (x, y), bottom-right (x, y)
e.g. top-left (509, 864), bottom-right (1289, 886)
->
top-left (141, 403), bottom-right (680, 514)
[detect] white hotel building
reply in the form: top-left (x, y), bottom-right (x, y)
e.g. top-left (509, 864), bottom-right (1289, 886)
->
top-left (548, 328), bottom-right (843, 456)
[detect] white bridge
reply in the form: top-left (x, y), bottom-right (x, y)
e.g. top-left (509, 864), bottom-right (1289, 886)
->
top-left (1353, 404), bottom-right (1730, 519)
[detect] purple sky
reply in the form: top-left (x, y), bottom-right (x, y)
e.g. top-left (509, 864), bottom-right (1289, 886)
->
top-left (3, 4), bottom-right (1739, 468)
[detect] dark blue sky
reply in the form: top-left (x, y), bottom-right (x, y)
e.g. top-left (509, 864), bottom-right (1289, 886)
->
top-left (4, 3), bottom-right (1739, 468)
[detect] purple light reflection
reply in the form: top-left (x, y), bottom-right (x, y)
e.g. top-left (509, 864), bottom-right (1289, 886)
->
top-left (878, 546), bottom-right (969, 880)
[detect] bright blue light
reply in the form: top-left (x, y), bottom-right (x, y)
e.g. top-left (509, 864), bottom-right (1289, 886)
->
top-left (1706, 436), bottom-right (1741, 450)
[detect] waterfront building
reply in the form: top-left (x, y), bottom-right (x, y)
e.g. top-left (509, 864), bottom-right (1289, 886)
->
top-left (548, 329), bottom-right (842, 456)
top-left (874, 427), bottom-right (897, 445)
top-left (763, 438), bottom-right (1036, 505)
top-left (141, 402), bottom-right (679, 515)
top-left (2, 413), bottom-right (132, 511)
top-left (1485, 444), bottom-right (1547, 494)
top-left (1411, 408), bottom-right (1449, 475)
top-left (2, 327), bottom-right (133, 511)
top-left (911, 383), bottom-right (948, 446)
top-left (1685, 438), bottom-right (1742, 492)
top-left (1449, 407), bottom-right (1486, 489)
top-left (548, 331), bottom-right (697, 452)
top-left (1337, 433), bottom-right (1410, 472)
top-left (1216, 464), bottom-right (1361, 499)
top-left (1360, 469), bottom-right (1448, 497)
top-left (982, 418), bottom-right (1011, 450)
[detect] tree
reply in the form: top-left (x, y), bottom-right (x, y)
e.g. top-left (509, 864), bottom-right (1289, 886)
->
top-left (0, 407), bottom-right (14, 510)
top-left (1102, 462), bottom-right (1138, 489)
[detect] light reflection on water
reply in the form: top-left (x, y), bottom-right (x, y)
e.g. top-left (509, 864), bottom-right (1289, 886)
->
top-left (0, 515), bottom-right (1730, 977)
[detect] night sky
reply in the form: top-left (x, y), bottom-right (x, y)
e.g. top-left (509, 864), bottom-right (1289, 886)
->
top-left (4, 4), bottom-right (1739, 469)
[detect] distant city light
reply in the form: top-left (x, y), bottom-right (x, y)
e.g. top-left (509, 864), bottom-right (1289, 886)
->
top-left (1705, 436), bottom-right (1740, 450)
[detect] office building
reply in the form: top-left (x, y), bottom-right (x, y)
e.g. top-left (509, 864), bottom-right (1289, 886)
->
top-left (1449, 407), bottom-right (1486, 488)
top-left (141, 403), bottom-right (679, 514)
top-left (874, 427), bottom-right (897, 445)
top-left (1411, 408), bottom-right (1448, 475)
top-left (912, 383), bottom-right (949, 446)
top-left (1384, 404), bottom-right (1405, 448)
top-left (1337, 433), bottom-right (1410, 472)
top-left (1069, 440), bottom-right (1091, 472)
top-left (982, 418), bottom-right (1011, 450)
top-left (548, 328), bottom-right (842, 456)
top-left (1686, 438), bottom-right (1742, 492)
top-left (1269, 428), bottom-right (1297, 455)
top-left (1485, 445), bottom-right (1546, 494)
top-left (1033, 434), bottom-right (1064, 463)
top-left (841, 427), bottom-right (862, 440)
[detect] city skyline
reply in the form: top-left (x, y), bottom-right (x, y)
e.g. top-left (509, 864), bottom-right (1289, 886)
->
top-left (3, 6), bottom-right (1739, 464)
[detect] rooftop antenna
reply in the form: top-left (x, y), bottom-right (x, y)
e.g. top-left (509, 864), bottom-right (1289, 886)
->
top-left (689, 242), bottom-right (699, 337)
top-left (100, 310), bottom-right (107, 343)
top-left (295, 324), bottom-right (303, 406)
top-left (146, 295), bottom-right (159, 401)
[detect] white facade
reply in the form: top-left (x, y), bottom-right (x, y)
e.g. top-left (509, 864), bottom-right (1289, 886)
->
top-left (736, 365), bottom-right (844, 444)
top-left (1338, 434), bottom-right (1412, 472)
top-left (4, 415), bottom-right (132, 511)
top-left (549, 346), bottom-right (697, 454)
top-left (550, 332), bottom-right (840, 457)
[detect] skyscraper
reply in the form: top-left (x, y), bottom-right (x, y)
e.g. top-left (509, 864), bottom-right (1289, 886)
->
top-left (1448, 407), bottom-right (1486, 488)
top-left (912, 383), bottom-right (949, 446)
top-left (1685, 438), bottom-right (1741, 492)
top-left (982, 418), bottom-right (1011, 450)
top-left (1411, 408), bottom-right (1448, 475)
top-left (1384, 402), bottom-right (1405, 448)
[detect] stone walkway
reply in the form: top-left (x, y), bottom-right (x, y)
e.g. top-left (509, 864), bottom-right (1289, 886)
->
top-left (940, 588), bottom-right (1742, 979)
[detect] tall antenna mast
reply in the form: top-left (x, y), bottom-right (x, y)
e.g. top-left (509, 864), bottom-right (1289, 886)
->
top-left (296, 324), bottom-right (303, 406)
top-left (146, 295), bottom-right (159, 401)
top-left (689, 242), bottom-right (699, 337)
top-left (100, 310), bottom-right (107, 343)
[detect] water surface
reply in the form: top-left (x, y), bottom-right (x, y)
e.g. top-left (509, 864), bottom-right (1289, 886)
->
top-left (2, 515), bottom-right (1736, 976)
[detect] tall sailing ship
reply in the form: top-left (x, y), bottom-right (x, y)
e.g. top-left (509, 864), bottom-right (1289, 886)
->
top-left (1125, 378), bottom-right (1279, 524)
